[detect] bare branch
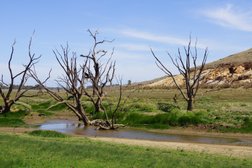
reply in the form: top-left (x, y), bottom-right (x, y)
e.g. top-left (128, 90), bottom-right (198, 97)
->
top-left (151, 37), bottom-right (207, 111)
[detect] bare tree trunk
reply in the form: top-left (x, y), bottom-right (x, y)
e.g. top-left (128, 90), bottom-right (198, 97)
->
top-left (187, 99), bottom-right (193, 111)
top-left (151, 36), bottom-right (207, 111)
top-left (29, 44), bottom-right (91, 127)
top-left (81, 29), bottom-right (115, 114)
top-left (1, 104), bottom-right (11, 114)
top-left (94, 98), bottom-right (103, 113)
top-left (76, 101), bottom-right (90, 126)
top-left (0, 36), bottom-right (41, 115)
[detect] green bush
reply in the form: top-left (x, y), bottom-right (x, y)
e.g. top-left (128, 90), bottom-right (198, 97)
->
top-left (178, 111), bottom-right (209, 126)
top-left (124, 102), bottom-right (157, 112)
top-left (122, 110), bottom-right (209, 128)
top-left (157, 102), bottom-right (179, 112)
top-left (3, 110), bottom-right (29, 118)
top-left (31, 101), bottom-right (51, 110)
top-left (47, 103), bottom-right (67, 111)
top-left (83, 101), bottom-right (95, 113)
top-left (0, 118), bottom-right (25, 127)
top-left (28, 130), bottom-right (67, 138)
top-left (0, 110), bottom-right (28, 127)
top-left (241, 118), bottom-right (252, 132)
top-left (122, 112), bottom-right (177, 127)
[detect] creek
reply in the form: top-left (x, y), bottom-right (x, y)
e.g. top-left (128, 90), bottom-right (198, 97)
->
top-left (39, 120), bottom-right (252, 146)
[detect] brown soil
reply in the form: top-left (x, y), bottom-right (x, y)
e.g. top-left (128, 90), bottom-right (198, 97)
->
top-left (90, 137), bottom-right (252, 158)
top-left (0, 127), bottom-right (34, 133)
top-left (146, 127), bottom-right (252, 139)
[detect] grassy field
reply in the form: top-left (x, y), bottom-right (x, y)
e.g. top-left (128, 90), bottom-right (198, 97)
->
top-left (108, 87), bottom-right (252, 132)
top-left (0, 88), bottom-right (252, 167)
top-left (0, 88), bottom-right (252, 132)
top-left (0, 132), bottom-right (251, 168)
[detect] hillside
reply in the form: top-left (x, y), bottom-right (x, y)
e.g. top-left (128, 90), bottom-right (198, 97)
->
top-left (140, 48), bottom-right (252, 88)
top-left (205, 48), bottom-right (252, 69)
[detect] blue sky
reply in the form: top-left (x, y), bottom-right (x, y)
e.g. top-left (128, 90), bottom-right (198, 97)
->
top-left (1, 0), bottom-right (252, 85)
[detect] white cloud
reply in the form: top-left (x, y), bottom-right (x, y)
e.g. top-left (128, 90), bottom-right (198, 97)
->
top-left (202, 4), bottom-right (252, 32)
top-left (118, 29), bottom-right (207, 49)
top-left (121, 29), bottom-right (187, 45)
top-left (116, 43), bottom-right (149, 52)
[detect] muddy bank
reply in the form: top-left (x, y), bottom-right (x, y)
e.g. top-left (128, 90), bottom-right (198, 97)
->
top-left (90, 137), bottom-right (252, 158)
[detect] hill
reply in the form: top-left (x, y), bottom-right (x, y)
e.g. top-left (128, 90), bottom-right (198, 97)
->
top-left (137, 48), bottom-right (252, 88)
top-left (205, 48), bottom-right (252, 69)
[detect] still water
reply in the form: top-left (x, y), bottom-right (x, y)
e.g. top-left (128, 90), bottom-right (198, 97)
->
top-left (39, 120), bottom-right (252, 146)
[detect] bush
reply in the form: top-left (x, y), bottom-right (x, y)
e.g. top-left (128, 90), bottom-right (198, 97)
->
top-left (157, 103), bottom-right (179, 112)
top-left (28, 130), bottom-right (67, 138)
top-left (31, 101), bottom-right (51, 110)
top-left (178, 113), bottom-right (201, 126)
top-left (0, 110), bottom-right (28, 127)
top-left (83, 101), bottom-right (95, 113)
top-left (122, 110), bottom-right (209, 128)
top-left (0, 118), bottom-right (25, 127)
top-left (47, 102), bottom-right (67, 111)
top-left (3, 110), bottom-right (29, 118)
top-left (124, 102), bottom-right (157, 112)
top-left (122, 112), bottom-right (178, 127)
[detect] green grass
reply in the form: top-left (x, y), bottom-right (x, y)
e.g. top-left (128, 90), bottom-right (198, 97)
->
top-left (0, 118), bottom-right (25, 127)
top-left (121, 110), bottom-right (209, 129)
top-left (0, 132), bottom-right (251, 168)
top-left (31, 100), bottom-right (67, 116)
top-left (0, 110), bottom-right (27, 127)
top-left (28, 130), bottom-right (68, 138)
top-left (1, 88), bottom-right (252, 132)
top-left (107, 88), bottom-right (252, 133)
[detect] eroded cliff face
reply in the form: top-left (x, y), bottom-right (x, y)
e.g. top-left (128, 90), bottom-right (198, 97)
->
top-left (201, 63), bottom-right (252, 88)
top-left (146, 63), bottom-right (252, 88)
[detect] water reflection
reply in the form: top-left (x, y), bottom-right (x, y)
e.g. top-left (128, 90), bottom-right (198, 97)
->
top-left (39, 120), bottom-right (252, 146)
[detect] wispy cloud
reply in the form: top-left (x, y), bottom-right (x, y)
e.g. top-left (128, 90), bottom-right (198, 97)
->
top-left (118, 29), bottom-right (207, 49)
top-left (116, 43), bottom-right (150, 52)
top-left (202, 4), bottom-right (252, 32)
top-left (121, 29), bottom-right (187, 45)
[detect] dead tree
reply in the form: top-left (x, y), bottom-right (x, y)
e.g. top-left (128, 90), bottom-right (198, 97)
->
top-left (81, 29), bottom-right (115, 114)
top-left (91, 78), bottom-right (123, 130)
top-left (0, 37), bottom-right (41, 114)
top-left (30, 45), bottom-right (90, 126)
top-left (151, 38), bottom-right (208, 111)
top-left (110, 78), bottom-right (123, 129)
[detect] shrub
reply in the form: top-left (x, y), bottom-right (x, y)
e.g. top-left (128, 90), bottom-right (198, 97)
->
top-left (122, 110), bottom-right (209, 128)
top-left (28, 130), bottom-right (67, 138)
top-left (124, 102), bottom-right (157, 112)
top-left (0, 110), bottom-right (28, 127)
top-left (157, 103), bottom-right (179, 112)
top-left (83, 102), bottom-right (94, 113)
top-left (178, 114), bottom-right (201, 126)
top-left (0, 118), bottom-right (25, 127)
top-left (47, 102), bottom-right (67, 111)
top-left (31, 101), bottom-right (51, 110)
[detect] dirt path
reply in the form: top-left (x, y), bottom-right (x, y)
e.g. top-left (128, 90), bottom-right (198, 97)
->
top-left (0, 127), bottom-right (35, 133)
top-left (90, 137), bottom-right (252, 158)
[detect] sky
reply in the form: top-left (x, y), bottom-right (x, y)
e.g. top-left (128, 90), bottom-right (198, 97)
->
top-left (1, 0), bottom-right (252, 85)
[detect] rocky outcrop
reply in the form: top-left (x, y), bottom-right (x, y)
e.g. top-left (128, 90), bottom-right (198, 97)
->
top-left (145, 63), bottom-right (252, 88)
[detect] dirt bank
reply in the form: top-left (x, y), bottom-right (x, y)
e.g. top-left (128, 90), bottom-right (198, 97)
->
top-left (90, 137), bottom-right (252, 158)
top-left (0, 127), bottom-right (34, 133)
top-left (147, 127), bottom-right (252, 139)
